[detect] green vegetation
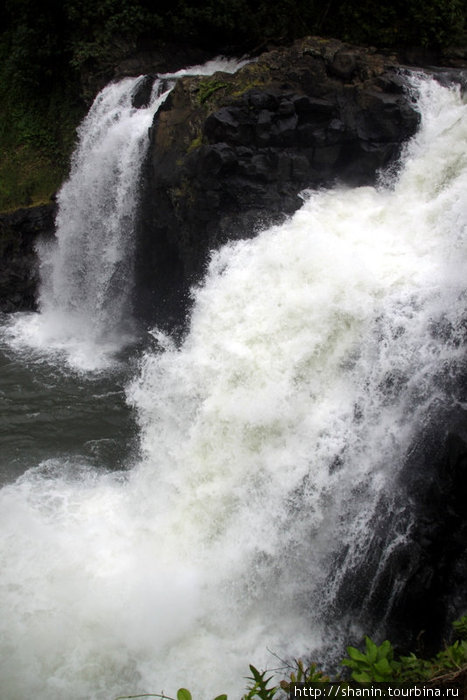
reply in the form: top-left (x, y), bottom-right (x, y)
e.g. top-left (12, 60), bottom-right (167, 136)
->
top-left (1, 0), bottom-right (466, 211)
top-left (0, 79), bottom-right (83, 211)
top-left (340, 618), bottom-right (467, 685)
top-left (148, 0), bottom-right (467, 53)
top-left (115, 689), bottom-right (226, 700)
top-left (342, 638), bottom-right (398, 683)
top-left (322, 0), bottom-right (466, 50)
top-left (0, 2), bottom-right (84, 211)
top-left (198, 80), bottom-right (230, 105)
top-left (187, 135), bottom-right (204, 153)
top-left (114, 617), bottom-right (467, 699)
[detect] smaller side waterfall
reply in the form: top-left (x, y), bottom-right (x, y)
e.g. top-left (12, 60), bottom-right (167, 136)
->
top-left (33, 77), bottom-right (172, 368)
top-left (5, 57), bottom-right (248, 371)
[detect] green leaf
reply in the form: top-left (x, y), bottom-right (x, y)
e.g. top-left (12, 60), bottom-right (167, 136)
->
top-left (365, 637), bottom-right (378, 664)
top-left (177, 690), bottom-right (192, 700)
top-left (249, 665), bottom-right (263, 683)
top-left (374, 657), bottom-right (392, 676)
top-left (378, 640), bottom-right (393, 660)
top-left (213, 695), bottom-right (228, 700)
top-left (352, 671), bottom-right (372, 683)
top-left (346, 647), bottom-right (368, 662)
top-left (452, 616), bottom-right (467, 640)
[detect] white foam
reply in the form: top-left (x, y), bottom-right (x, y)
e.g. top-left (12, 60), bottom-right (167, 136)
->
top-left (162, 55), bottom-right (251, 78)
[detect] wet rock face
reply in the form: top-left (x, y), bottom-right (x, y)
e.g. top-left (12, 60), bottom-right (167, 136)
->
top-left (136, 36), bottom-right (420, 331)
top-left (0, 204), bottom-right (56, 312)
top-left (385, 411), bottom-right (467, 653)
top-left (131, 75), bottom-right (154, 108)
top-left (326, 401), bottom-right (467, 656)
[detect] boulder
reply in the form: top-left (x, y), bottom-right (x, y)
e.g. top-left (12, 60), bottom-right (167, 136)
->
top-left (0, 204), bottom-right (56, 312)
top-left (136, 36), bottom-right (420, 330)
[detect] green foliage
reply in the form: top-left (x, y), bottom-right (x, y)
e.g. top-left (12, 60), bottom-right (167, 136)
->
top-left (166, 0), bottom-right (320, 48)
top-left (279, 660), bottom-right (330, 693)
top-left (452, 615), bottom-right (467, 640)
top-left (342, 637), bottom-right (399, 682)
top-left (0, 147), bottom-right (60, 212)
top-left (399, 639), bottom-right (467, 683)
top-left (197, 80), bottom-right (230, 105)
top-left (341, 616), bottom-right (467, 684)
top-left (0, 77), bottom-right (82, 211)
top-left (66, 0), bottom-right (162, 74)
top-left (243, 665), bottom-right (277, 699)
top-left (324, 0), bottom-right (466, 50)
top-left (0, 1), bottom-right (85, 211)
top-left (115, 689), bottom-right (226, 700)
top-left (187, 135), bottom-right (203, 153)
top-left (177, 690), bottom-right (192, 700)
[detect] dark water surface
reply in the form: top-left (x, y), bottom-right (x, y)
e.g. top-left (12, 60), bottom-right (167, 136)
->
top-left (0, 315), bottom-right (137, 484)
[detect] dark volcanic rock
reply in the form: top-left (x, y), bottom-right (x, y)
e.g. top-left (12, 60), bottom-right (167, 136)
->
top-left (137, 36), bottom-right (420, 331)
top-left (0, 204), bottom-right (56, 312)
top-left (131, 75), bottom-right (155, 108)
top-left (326, 398), bottom-right (467, 655)
top-left (384, 410), bottom-right (467, 652)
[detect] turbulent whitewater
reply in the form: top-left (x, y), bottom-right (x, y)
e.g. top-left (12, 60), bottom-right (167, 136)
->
top-left (0, 74), bottom-right (467, 699)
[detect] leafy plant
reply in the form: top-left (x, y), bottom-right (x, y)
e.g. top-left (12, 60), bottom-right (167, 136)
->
top-left (452, 615), bottom-right (467, 641)
top-left (396, 652), bottom-right (433, 683)
top-left (187, 135), bottom-right (203, 153)
top-left (341, 616), bottom-right (467, 685)
top-left (197, 80), bottom-right (230, 105)
top-left (115, 689), bottom-right (226, 700)
top-left (243, 665), bottom-right (277, 699)
top-left (279, 659), bottom-right (330, 693)
top-left (342, 637), bottom-right (399, 682)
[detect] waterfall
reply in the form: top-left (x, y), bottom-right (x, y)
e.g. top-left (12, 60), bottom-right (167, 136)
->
top-left (4, 77), bottom-right (169, 370)
top-left (5, 57), bottom-right (248, 371)
top-left (0, 74), bottom-right (466, 699)
top-left (37, 78), bottom-right (171, 357)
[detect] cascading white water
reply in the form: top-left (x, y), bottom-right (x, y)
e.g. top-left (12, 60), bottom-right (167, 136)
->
top-left (5, 77), bottom-right (170, 370)
top-left (0, 75), bottom-right (466, 699)
top-left (5, 57), bottom-right (248, 371)
top-left (38, 79), bottom-right (171, 352)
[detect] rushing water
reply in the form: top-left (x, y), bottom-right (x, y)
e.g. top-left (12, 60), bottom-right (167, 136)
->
top-left (0, 73), bottom-right (467, 699)
top-left (7, 57), bottom-right (248, 372)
